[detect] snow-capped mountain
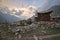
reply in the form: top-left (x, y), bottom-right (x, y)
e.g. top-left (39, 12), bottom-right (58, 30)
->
top-left (0, 5), bottom-right (36, 23)
top-left (0, 11), bottom-right (22, 23)
top-left (0, 7), bottom-right (22, 23)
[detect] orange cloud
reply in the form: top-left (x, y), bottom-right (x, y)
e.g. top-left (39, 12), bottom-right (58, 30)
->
top-left (9, 5), bottom-right (36, 19)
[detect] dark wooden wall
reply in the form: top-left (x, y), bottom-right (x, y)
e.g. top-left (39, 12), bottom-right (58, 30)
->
top-left (51, 18), bottom-right (60, 22)
top-left (35, 11), bottom-right (53, 22)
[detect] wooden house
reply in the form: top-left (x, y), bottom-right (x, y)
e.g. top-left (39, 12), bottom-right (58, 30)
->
top-left (35, 11), bottom-right (53, 22)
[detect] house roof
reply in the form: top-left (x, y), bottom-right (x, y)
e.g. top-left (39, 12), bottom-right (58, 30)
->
top-left (37, 10), bottom-right (52, 14)
top-left (36, 5), bottom-right (60, 18)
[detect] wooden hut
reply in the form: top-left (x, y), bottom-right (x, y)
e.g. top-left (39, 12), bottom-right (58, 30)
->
top-left (35, 11), bottom-right (53, 22)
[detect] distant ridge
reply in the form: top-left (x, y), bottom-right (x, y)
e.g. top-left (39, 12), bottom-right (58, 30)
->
top-left (0, 11), bottom-right (7, 23)
top-left (0, 11), bottom-right (21, 23)
top-left (48, 5), bottom-right (60, 18)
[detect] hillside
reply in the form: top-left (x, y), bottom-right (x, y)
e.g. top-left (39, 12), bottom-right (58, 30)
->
top-left (48, 5), bottom-right (60, 18)
top-left (0, 11), bottom-right (21, 23)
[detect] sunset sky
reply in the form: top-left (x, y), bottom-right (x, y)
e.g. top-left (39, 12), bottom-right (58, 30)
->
top-left (0, 0), bottom-right (60, 20)
top-left (1, 0), bottom-right (60, 10)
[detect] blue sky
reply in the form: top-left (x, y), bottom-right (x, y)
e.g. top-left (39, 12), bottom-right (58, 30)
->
top-left (22, 0), bottom-right (43, 6)
top-left (0, 0), bottom-right (60, 8)
top-left (0, 0), bottom-right (44, 7)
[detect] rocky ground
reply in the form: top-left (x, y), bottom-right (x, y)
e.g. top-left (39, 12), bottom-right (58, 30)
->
top-left (0, 22), bottom-right (60, 40)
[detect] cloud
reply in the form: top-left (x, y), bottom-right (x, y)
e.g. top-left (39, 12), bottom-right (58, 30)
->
top-left (15, 10), bottom-right (23, 15)
top-left (0, 0), bottom-right (2, 2)
top-left (0, 0), bottom-right (22, 8)
top-left (0, 0), bottom-right (38, 8)
top-left (1, 5), bottom-right (36, 19)
top-left (11, 5), bottom-right (36, 19)
top-left (20, 5), bottom-right (36, 19)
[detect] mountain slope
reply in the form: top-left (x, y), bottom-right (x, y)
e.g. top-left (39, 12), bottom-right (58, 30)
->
top-left (48, 5), bottom-right (60, 18)
top-left (0, 11), bottom-right (22, 23)
top-left (0, 12), bottom-right (7, 23)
